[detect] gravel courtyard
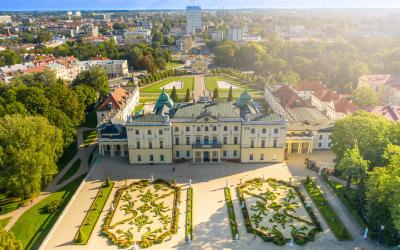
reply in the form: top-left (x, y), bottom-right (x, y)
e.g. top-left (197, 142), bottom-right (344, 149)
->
top-left (41, 151), bottom-right (385, 250)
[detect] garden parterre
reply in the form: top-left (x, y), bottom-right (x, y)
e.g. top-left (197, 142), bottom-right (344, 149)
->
top-left (238, 178), bottom-right (321, 246)
top-left (102, 179), bottom-right (180, 248)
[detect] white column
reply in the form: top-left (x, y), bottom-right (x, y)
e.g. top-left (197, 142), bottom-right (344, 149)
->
top-left (218, 150), bottom-right (221, 162)
top-left (210, 152), bottom-right (213, 163)
top-left (201, 151), bottom-right (203, 163)
top-left (121, 144), bottom-right (125, 156)
top-left (111, 144), bottom-right (115, 156)
top-left (193, 150), bottom-right (196, 163)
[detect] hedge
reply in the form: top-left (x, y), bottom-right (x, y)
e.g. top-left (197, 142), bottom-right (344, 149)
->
top-left (224, 188), bottom-right (239, 240)
top-left (186, 187), bottom-right (193, 241)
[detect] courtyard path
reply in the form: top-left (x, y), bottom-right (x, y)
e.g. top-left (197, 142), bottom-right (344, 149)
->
top-left (0, 127), bottom-right (95, 231)
top-left (193, 74), bottom-right (207, 101)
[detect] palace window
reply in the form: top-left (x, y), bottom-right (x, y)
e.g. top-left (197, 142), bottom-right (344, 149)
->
top-left (137, 155), bottom-right (141, 162)
top-left (223, 126), bottom-right (228, 131)
top-left (186, 126), bottom-right (190, 132)
top-left (250, 140), bottom-right (255, 148)
top-left (260, 154), bottom-right (264, 160)
top-left (273, 139), bottom-right (278, 148)
top-left (147, 130), bottom-right (152, 135)
top-left (204, 136), bottom-right (209, 145)
top-left (175, 137), bottom-right (179, 145)
top-left (223, 151), bottom-right (227, 157)
top-left (196, 136), bottom-right (201, 144)
top-left (234, 126), bottom-right (239, 131)
top-left (212, 136), bottom-right (217, 144)
top-left (213, 126), bottom-right (217, 131)
top-left (223, 137), bottom-right (227, 144)
top-left (205, 126), bottom-right (209, 131)
top-left (136, 141), bottom-right (140, 149)
top-left (176, 151), bottom-right (180, 158)
top-left (249, 154), bottom-right (254, 160)
top-left (274, 128), bottom-right (279, 134)
top-left (150, 155), bottom-right (154, 161)
top-left (149, 142), bottom-right (153, 149)
top-left (262, 128), bottom-right (266, 134)
top-left (159, 129), bottom-right (163, 135)
top-left (186, 151), bottom-right (190, 157)
top-left (197, 126), bottom-right (201, 132)
top-left (160, 155), bottom-right (164, 161)
top-left (261, 140), bottom-right (265, 148)
top-left (234, 137), bottom-right (238, 144)
top-left (174, 127), bottom-right (179, 132)
top-left (251, 128), bottom-right (256, 134)
top-left (160, 141), bottom-right (163, 149)
top-left (135, 130), bottom-right (139, 135)
top-left (186, 137), bottom-right (190, 145)
top-left (318, 142), bottom-right (322, 147)
top-left (319, 135), bottom-right (323, 140)
top-left (233, 150), bottom-right (237, 157)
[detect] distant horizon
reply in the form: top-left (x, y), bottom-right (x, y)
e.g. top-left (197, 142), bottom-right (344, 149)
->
top-left (2, 0), bottom-right (400, 11)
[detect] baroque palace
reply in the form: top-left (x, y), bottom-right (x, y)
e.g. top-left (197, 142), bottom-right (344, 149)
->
top-left (97, 89), bottom-right (287, 164)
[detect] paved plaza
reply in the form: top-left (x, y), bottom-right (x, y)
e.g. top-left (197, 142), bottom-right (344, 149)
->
top-left (41, 150), bottom-right (386, 250)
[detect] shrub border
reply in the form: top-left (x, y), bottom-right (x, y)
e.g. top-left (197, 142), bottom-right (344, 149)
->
top-left (185, 187), bottom-right (193, 241)
top-left (101, 179), bottom-right (181, 248)
top-left (73, 181), bottom-right (114, 244)
top-left (224, 187), bottom-right (239, 240)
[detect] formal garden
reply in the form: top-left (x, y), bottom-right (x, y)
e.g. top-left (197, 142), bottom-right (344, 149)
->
top-left (238, 178), bottom-right (321, 246)
top-left (140, 76), bottom-right (194, 104)
top-left (101, 179), bottom-right (181, 248)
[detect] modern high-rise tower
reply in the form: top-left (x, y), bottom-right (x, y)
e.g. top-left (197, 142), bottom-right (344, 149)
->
top-left (186, 6), bottom-right (202, 35)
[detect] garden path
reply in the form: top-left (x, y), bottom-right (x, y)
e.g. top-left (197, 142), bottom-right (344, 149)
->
top-left (193, 74), bottom-right (207, 101)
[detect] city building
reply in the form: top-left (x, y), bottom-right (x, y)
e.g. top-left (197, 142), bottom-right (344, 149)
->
top-left (175, 35), bottom-right (195, 53)
top-left (96, 87), bottom-right (140, 125)
top-left (227, 26), bottom-right (244, 42)
top-left (123, 29), bottom-right (152, 44)
top-left (211, 31), bottom-right (224, 41)
top-left (78, 59), bottom-right (129, 77)
top-left (358, 74), bottom-right (400, 106)
top-left (364, 106), bottom-right (400, 122)
top-left (186, 6), bottom-right (202, 34)
top-left (98, 90), bottom-right (287, 164)
top-left (0, 15), bottom-right (12, 24)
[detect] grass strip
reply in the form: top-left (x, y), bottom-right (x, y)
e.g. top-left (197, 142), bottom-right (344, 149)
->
top-left (224, 188), bottom-right (239, 240)
top-left (83, 130), bottom-right (98, 147)
top-left (56, 158), bottom-right (81, 185)
top-left (11, 174), bottom-right (86, 250)
top-left (0, 216), bottom-right (11, 227)
top-left (302, 179), bottom-right (352, 240)
top-left (185, 187), bottom-right (193, 241)
top-left (74, 181), bottom-right (114, 244)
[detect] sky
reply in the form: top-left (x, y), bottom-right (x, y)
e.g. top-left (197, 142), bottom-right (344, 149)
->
top-left (2, 0), bottom-right (400, 11)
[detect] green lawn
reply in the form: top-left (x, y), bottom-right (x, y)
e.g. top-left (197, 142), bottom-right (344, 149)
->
top-left (141, 76), bottom-right (194, 94)
top-left (83, 130), bottom-right (98, 148)
top-left (204, 75), bottom-right (263, 100)
top-left (0, 194), bottom-right (24, 215)
top-left (166, 61), bottom-right (185, 69)
top-left (11, 174), bottom-right (86, 250)
top-left (57, 139), bottom-right (78, 170)
top-left (134, 103), bottom-right (144, 114)
top-left (56, 159), bottom-right (81, 185)
top-left (303, 179), bottom-right (352, 241)
top-left (75, 182), bottom-right (114, 244)
top-left (81, 110), bottom-right (98, 128)
top-left (0, 216), bottom-right (11, 227)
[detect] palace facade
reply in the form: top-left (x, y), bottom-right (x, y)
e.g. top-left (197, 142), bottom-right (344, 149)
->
top-left (98, 90), bottom-right (287, 164)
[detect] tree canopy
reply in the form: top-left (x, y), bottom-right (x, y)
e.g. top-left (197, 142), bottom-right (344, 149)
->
top-left (72, 67), bottom-right (110, 97)
top-left (352, 87), bottom-right (378, 107)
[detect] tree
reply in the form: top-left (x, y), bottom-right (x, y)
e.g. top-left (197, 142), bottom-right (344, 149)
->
top-left (227, 86), bottom-right (233, 102)
top-left (336, 146), bottom-right (369, 195)
top-left (0, 49), bottom-right (21, 66)
top-left (184, 88), bottom-right (191, 102)
top-left (214, 41), bottom-right (238, 67)
top-left (0, 115), bottom-right (63, 199)
top-left (352, 87), bottom-right (378, 107)
top-left (73, 67), bottom-right (110, 96)
top-left (74, 85), bottom-right (98, 108)
top-left (0, 224), bottom-right (22, 250)
top-left (237, 43), bottom-right (266, 70)
top-left (212, 88), bottom-right (219, 101)
top-left (170, 86), bottom-right (179, 103)
top-left (332, 111), bottom-right (391, 167)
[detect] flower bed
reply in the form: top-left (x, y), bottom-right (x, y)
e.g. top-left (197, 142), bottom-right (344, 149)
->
top-left (101, 179), bottom-right (181, 248)
top-left (185, 187), bottom-right (193, 241)
top-left (302, 178), bottom-right (352, 240)
top-left (74, 180), bottom-right (114, 244)
top-left (224, 188), bottom-right (239, 240)
top-left (237, 178), bottom-right (321, 246)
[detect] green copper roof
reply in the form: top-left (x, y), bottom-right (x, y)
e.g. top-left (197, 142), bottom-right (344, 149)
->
top-left (236, 90), bottom-right (253, 108)
top-left (153, 89), bottom-right (174, 114)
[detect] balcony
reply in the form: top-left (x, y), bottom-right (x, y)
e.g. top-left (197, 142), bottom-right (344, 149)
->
top-left (192, 143), bottom-right (222, 149)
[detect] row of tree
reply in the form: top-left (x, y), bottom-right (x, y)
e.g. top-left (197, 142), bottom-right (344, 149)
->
top-left (332, 111), bottom-right (400, 244)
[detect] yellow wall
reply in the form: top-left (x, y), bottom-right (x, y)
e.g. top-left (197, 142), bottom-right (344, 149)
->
top-left (240, 148), bottom-right (284, 163)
